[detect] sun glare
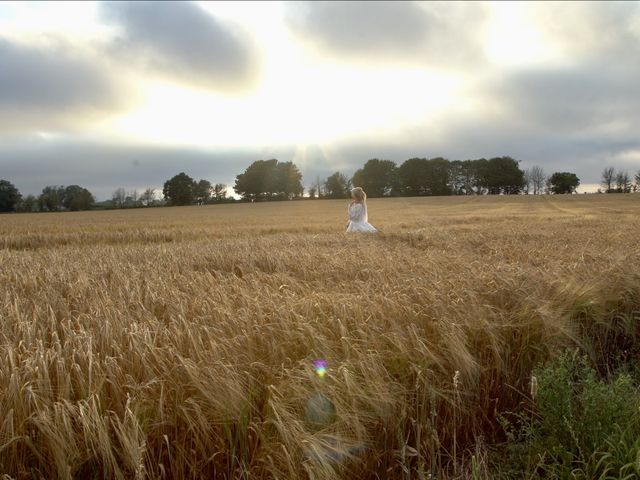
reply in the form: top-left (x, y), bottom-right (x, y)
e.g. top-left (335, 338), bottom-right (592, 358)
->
top-left (484, 2), bottom-right (560, 67)
top-left (107, 65), bottom-right (462, 148)
top-left (102, 0), bottom-right (464, 148)
top-left (0, 1), bottom-right (110, 44)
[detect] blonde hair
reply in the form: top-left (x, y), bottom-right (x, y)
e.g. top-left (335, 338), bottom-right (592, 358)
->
top-left (351, 187), bottom-right (366, 202)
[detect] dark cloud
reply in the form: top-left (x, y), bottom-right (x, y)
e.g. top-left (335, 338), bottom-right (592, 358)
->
top-left (2, 126), bottom-right (638, 202)
top-left (284, 1), bottom-right (487, 68)
top-left (482, 64), bottom-right (640, 136)
top-left (3, 2), bottom-right (640, 194)
top-left (478, 2), bottom-right (640, 139)
top-left (0, 138), bottom-right (299, 199)
top-left (100, 1), bottom-right (260, 92)
top-left (324, 125), bottom-right (640, 188)
top-left (0, 37), bottom-right (130, 132)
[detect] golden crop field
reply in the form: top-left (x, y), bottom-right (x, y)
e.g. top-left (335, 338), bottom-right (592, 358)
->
top-left (1, 195), bottom-right (639, 479)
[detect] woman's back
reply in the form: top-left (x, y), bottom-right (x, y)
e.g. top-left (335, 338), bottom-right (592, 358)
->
top-left (346, 188), bottom-right (377, 233)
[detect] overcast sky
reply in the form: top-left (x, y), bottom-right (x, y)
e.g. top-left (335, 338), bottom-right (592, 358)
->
top-left (1, 1), bottom-right (639, 199)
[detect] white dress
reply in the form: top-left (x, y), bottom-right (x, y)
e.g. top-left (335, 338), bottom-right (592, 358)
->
top-left (346, 202), bottom-right (378, 233)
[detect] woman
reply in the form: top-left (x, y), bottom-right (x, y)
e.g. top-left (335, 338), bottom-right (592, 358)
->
top-left (346, 187), bottom-right (378, 233)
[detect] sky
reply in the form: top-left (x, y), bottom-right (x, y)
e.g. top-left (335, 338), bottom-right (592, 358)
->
top-left (1, 1), bottom-right (639, 199)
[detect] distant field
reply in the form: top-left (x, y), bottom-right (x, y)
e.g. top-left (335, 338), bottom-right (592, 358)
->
top-left (1, 195), bottom-right (639, 479)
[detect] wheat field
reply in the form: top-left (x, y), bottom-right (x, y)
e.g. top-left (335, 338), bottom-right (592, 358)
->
top-left (1, 195), bottom-right (639, 479)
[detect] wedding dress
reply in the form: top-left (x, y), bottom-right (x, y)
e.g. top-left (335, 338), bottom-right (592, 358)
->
top-left (346, 202), bottom-right (377, 233)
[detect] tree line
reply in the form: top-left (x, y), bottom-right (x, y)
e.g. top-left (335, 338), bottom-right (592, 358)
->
top-left (230, 156), bottom-right (587, 200)
top-left (0, 173), bottom-right (231, 213)
top-left (2, 158), bottom-right (639, 213)
top-left (313, 161), bottom-right (639, 199)
top-left (600, 167), bottom-right (638, 194)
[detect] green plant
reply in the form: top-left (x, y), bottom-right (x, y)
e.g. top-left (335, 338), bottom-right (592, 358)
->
top-left (498, 350), bottom-right (640, 478)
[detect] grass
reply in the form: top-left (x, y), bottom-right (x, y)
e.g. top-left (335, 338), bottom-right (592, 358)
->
top-left (0, 194), bottom-right (639, 479)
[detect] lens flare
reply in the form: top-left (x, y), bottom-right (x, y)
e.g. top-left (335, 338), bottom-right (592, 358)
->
top-left (314, 359), bottom-right (327, 378)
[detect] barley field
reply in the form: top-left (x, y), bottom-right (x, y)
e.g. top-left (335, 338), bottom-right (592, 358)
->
top-left (1, 195), bottom-right (639, 479)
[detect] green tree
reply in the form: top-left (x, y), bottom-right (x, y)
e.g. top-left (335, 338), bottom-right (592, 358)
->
top-left (0, 179), bottom-right (22, 212)
top-left (463, 158), bottom-right (489, 195)
top-left (234, 159), bottom-right (278, 201)
top-left (351, 159), bottom-right (398, 197)
top-left (485, 157), bottom-right (524, 194)
top-left (38, 185), bottom-right (65, 211)
top-left (18, 194), bottom-right (38, 213)
top-left (549, 172), bottom-right (580, 194)
top-left (62, 185), bottom-right (94, 211)
top-left (323, 172), bottom-right (350, 198)
top-left (426, 157), bottom-right (451, 195)
top-left (163, 172), bottom-right (195, 206)
top-left (234, 159), bottom-right (303, 201)
top-left (398, 158), bottom-right (430, 196)
top-left (193, 179), bottom-right (212, 204)
top-left (274, 161), bottom-right (304, 199)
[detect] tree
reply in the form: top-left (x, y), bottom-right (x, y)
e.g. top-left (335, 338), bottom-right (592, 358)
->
top-left (18, 194), bottom-right (38, 213)
top-left (234, 159), bottom-right (303, 201)
top-left (523, 169), bottom-right (532, 194)
top-left (602, 167), bottom-right (615, 193)
top-left (307, 186), bottom-right (317, 198)
top-left (448, 160), bottom-right (465, 195)
top-left (530, 166), bottom-right (545, 195)
top-left (397, 157), bottom-right (450, 196)
top-left (323, 172), bottom-right (350, 198)
top-left (316, 175), bottom-right (324, 198)
top-left (351, 159), bottom-right (398, 197)
top-left (274, 161), bottom-right (304, 199)
top-left (449, 159), bottom-right (483, 195)
top-left (126, 189), bottom-right (140, 208)
top-left (0, 179), bottom-right (21, 212)
top-left (213, 183), bottom-right (227, 202)
top-left (112, 187), bottom-right (126, 208)
top-left (193, 179), bottom-right (212, 204)
top-left (234, 159), bottom-right (278, 201)
top-left (163, 172), bottom-right (195, 206)
top-left (424, 157), bottom-right (451, 195)
top-left (485, 157), bottom-right (524, 194)
top-left (544, 175), bottom-right (553, 194)
top-left (615, 170), bottom-right (632, 193)
top-left (469, 158), bottom-right (490, 195)
top-left (549, 172), bottom-right (580, 194)
top-left (140, 188), bottom-right (156, 207)
top-left (398, 158), bottom-right (430, 196)
top-left (39, 185), bottom-right (65, 211)
top-left (635, 171), bottom-right (640, 193)
top-left (62, 185), bottom-right (94, 211)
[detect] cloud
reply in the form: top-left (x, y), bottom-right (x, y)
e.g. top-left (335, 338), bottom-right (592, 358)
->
top-left (0, 137), bottom-right (296, 199)
top-left (284, 1), bottom-right (488, 69)
top-left (528, 1), bottom-right (640, 62)
top-left (100, 1), bottom-right (260, 92)
top-left (479, 64), bottom-right (640, 138)
top-left (482, 2), bottom-right (640, 137)
top-left (0, 37), bottom-right (130, 132)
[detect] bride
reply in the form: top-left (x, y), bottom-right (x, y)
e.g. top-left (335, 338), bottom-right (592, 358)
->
top-left (346, 187), bottom-right (378, 233)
